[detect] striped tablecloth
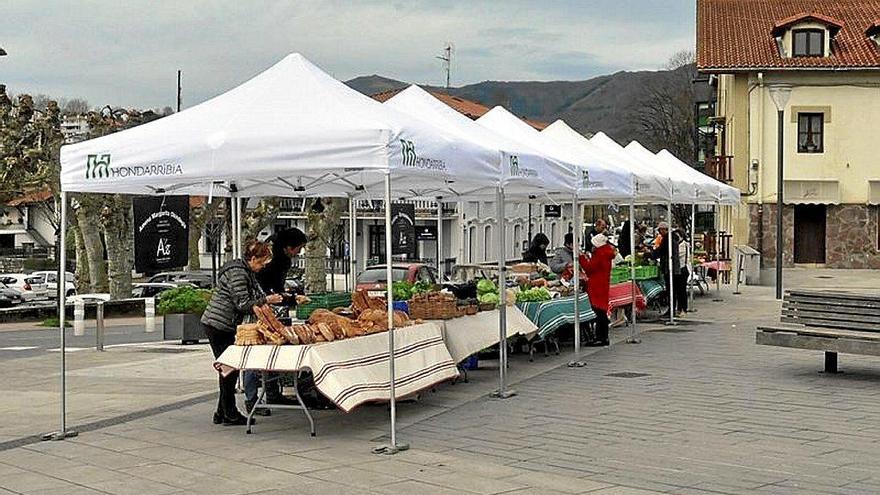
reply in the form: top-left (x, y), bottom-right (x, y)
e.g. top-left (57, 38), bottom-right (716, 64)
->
top-left (637, 278), bottom-right (666, 301)
top-left (608, 281), bottom-right (647, 313)
top-left (517, 293), bottom-right (595, 340)
top-left (214, 322), bottom-right (458, 413)
top-left (440, 306), bottom-right (538, 363)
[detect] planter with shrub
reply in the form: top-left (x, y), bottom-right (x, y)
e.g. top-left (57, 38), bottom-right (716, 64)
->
top-left (158, 286), bottom-right (212, 344)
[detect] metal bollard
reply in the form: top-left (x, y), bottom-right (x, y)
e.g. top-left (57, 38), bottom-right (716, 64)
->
top-left (96, 302), bottom-right (105, 351)
top-left (144, 297), bottom-right (156, 333)
top-left (74, 299), bottom-right (85, 336)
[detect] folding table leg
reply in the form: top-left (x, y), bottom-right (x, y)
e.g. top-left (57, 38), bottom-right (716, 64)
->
top-left (294, 373), bottom-right (316, 437)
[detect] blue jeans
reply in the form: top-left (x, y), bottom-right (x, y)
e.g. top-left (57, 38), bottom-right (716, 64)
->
top-left (244, 370), bottom-right (281, 403)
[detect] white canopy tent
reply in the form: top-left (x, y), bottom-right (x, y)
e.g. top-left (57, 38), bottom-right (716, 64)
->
top-left (476, 107), bottom-right (634, 363)
top-left (56, 53), bottom-right (505, 452)
top-left (540, 120), bottom-right (670, 203)
top-left (539, 120), bottom-right (673, 343)
top-left (384, 85), bottom-right (581, 392)
top-left (655, 150), bottom-right (741, 206)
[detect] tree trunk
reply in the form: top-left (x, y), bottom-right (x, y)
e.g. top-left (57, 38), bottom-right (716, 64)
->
top-left (100, 196), bottom-right (133, 300)
top-left (72, 223), bottom-right (90, 293)
top-left (243, 198), bottom-right (281, 242)
top-left (304, 198), bottom-right (345, 293)
top-left (75, 201), bottom-right (107, 293)
top-left (188, 198), bottom-right (224, 270)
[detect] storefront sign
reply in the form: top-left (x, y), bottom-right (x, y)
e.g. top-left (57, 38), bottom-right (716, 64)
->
top-left (416, 225), bottom-right (438, 241)
top-left (133, 196), bottom-right (189, 273)
top-left (544, 205), bottom-right (562, 218)
top-left (390, 203), bottom-right (416, 257)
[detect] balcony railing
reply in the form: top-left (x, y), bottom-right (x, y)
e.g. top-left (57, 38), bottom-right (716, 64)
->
top-left (706, 155), bottom-right (734, 183)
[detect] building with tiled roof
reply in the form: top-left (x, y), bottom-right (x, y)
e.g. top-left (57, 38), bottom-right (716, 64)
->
top-left (371, 87), bottom-right (547, 129)
top-left (697, 0), bottom-right (880, 270)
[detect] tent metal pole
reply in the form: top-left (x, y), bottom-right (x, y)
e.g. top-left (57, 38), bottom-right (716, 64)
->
top-left (690, 203), bottom-right (696, 310)
top-left (627, 201), bottom-right (640, 344)
top-left (436, 197), bottom-right (443, 276)
top-left (42, 191), bottom-right (77, 441)
top-left (230, 194), bottom-right (239, 259)
top-left (568, 194), bottom-right (585, 367)
top-left (349, 197), bottom-right (357, 291)
top-left (373, 172), bottom-right (408, 455)
top-left (236, 196), bottom-right (244, 257)
top-left (666, 202), bottom-right (676, 326)
top-left (492, 187), bottom-right (515, 398)
top-left (713, 201), bottom-right (723, 302)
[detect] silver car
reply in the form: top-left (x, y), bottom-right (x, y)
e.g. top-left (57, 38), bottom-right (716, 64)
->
top-left (0, 274), bottom-right (49, 302)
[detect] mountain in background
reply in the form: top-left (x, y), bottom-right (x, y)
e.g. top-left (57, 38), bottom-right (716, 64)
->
top-left (346, 65), bottom-right (693, 150)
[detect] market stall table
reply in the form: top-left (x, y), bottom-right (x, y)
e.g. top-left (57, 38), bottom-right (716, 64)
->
top-left (636, 278), bottom-right (665, 302)
top-left (517, 293), bottom-right (595, 340)
top-left (439, 306), bottom-right (538, 364)
top-left (608, 281), bottom-right (647, 313)
top-left (214, 321), bottom-right (458, 434)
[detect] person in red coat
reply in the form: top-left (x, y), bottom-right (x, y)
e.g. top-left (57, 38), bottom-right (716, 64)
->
top-left (579, 233), bottom-right (615, 346)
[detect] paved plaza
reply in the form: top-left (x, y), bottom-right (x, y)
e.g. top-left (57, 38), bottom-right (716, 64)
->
top-left (3, 272), bottom-right (880, 494)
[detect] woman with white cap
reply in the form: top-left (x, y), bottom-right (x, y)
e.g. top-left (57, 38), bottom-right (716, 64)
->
top-left (579, 233), bottom-right (616, 346)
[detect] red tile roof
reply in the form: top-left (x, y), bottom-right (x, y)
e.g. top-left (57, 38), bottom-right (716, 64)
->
top-left (697, 0), bottom-right (880, 72)
top-left (7, 189), bottom-right (52, 207)
top-left (771, 12), bottom-right (844, 36)
top-left (371, 88), bottom-right (547, 130)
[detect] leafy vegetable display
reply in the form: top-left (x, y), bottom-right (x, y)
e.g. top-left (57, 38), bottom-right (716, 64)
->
top-left (476, 278), bottom-right (497, 296)
top-left (391, 281), bottom-right (413, 301)
top-left (411, 280), bottom-right (434, 296)
top-left (515, 287), bottom-right (552, 303)
top-left (478, 292), bottom-right (500, 304)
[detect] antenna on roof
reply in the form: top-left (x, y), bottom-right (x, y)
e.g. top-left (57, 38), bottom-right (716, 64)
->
top-left (436, 43), bottom-right (453, 89)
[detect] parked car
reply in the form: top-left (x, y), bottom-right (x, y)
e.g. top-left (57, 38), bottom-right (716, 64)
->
top-left (356, 263), bottom-right (438, 297)
top-left (31, 271), bottom-right (77, 298)
top-left (132, 282), bottom-right (187, 299)
top-left (0, 285), bottom-right (24, 307)
top-left (147, 271), bottom-right (214, 288)
top-left (0, 274), bottom-right (49, 302)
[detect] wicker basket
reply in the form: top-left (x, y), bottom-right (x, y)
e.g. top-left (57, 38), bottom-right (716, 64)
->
top-left (478, 302), bottom-right (497, 312)
top-left (409, 292), bottom-right (458, 320)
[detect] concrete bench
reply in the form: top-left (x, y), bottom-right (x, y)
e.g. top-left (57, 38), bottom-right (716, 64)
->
top-left (756, 290), bottom-right (880, 373)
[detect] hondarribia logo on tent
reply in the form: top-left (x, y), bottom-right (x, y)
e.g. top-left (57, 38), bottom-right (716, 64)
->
top-left (398, 140), bottom-right (447, 172)
top-left (581, 169), bottom-right (604, 190)
top-left (507, 155), bottom-right (538, 178)
top-left (85, 154), bottom-right (184, 180)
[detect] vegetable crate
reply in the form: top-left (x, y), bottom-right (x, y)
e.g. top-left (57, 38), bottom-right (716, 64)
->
top-left (296, 292), bottom-right (352, 320)
top-left (611, 267), bottom-right (631, 284)
top-left (633, 265), bottom-right (659, 280)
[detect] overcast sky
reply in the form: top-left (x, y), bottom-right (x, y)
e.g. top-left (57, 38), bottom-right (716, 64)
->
top-left (3, 0), bottom-right (695, 110)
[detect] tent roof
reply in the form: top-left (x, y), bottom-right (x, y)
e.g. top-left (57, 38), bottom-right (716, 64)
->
top-left (656, 150), bottom-right (741, 205)
top-left (540, 120), bottom-right (670, 202)
top-left (476, 107), bottom-right (623, 197)
top-left (622, 141), bottom-right (699, 204)
top-left (384, 85), bottom-right (567, 198)
top-left (60, 53), bottom-right (500, 200)
top-left (475, 106), bottom-right (580, 194)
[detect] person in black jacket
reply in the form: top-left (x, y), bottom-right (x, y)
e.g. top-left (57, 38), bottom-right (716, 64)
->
top-left (245, 228), bottom-right (308, 413)
top-left (202, 241), bottom-right (281, 426)
top-left (618, 220), bottom-right (632, 258)
top-left (650, 222), bottom-right (681, 317)
top-left (522, 233), bottom-right (550, 264)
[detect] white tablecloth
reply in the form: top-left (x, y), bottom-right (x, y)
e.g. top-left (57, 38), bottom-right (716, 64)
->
top-left (214, 322), bottom-right (458, 413)
top-left (439, 306), bottom-right (538, 363)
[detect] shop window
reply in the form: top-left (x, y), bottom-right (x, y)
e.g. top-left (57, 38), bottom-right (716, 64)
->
top-left (793, 29), bottom-right (824, 57)
top-left (797, 113), bottom-right (824, 153)
top-left (468, 226), bottom-right (476, 263)
top-left (483, 225), bottom-right (492, 261)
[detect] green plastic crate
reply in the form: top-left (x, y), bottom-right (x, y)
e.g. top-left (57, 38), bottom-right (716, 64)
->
top-left (610, 267), bottom-right (631, 284)
top-left (633, 265), bottom-right (659, 280)
top-left (295, 292), bottom-right (352, 320)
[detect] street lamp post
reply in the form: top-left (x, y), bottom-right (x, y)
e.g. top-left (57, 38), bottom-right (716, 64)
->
top-left (769, 85), bottom-right (792, 300)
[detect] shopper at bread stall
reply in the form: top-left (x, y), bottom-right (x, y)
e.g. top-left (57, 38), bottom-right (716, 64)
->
top-left (202, 241), bottom-right (282, 426)
top-left (244, 228), bottom-right (309, 414)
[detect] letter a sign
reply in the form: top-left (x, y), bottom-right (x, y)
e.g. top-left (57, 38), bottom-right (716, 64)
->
top-left (133, 196), bottom-right (190, 273)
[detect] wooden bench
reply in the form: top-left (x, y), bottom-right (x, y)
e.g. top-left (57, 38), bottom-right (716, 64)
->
top-left (756, 290), bottom-right (880, 373)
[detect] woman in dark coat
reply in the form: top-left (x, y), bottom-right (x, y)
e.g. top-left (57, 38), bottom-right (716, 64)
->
top-left (202, 241), bottom-right (282, 425)
top-left (522, 233), bottom-right (550, 264)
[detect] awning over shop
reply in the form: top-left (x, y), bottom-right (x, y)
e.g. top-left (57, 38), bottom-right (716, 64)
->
top-left (783, 179), bottom-right (840, 205)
